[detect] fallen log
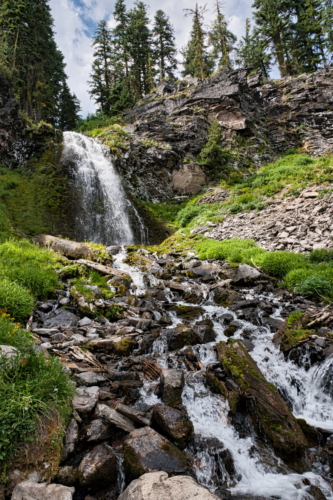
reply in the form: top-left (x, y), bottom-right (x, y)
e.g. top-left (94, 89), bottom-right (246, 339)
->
top-left (32, 234), bottom-right (97, 260)
top-left (76, 259), bottom-right (129, 278)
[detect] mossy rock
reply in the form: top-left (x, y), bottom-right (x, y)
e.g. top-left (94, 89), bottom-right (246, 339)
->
top-left (273, 311), bottom-right (316, 352)
top-left (216, 341), bottom-right (308, 458)
top-left (169, 305), bottom-right (204, 321)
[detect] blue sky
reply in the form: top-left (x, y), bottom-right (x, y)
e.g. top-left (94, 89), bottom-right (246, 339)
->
top-left (49, 0), bottom-right (253, 116)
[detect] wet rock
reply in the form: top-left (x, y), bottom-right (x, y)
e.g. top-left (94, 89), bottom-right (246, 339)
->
top-left (151, 404), bottom-right (194, 449)
top-left (123, 427), bottom-right (190, 480)
top-left (159, 369), bottom-right (185, 407)
top-left (78, 443), bottom-right (117, 489)
top-left (307, 485), bottom-right (327, 500)
top-left (56, 466), bottom-right (78, 487)
top-left (118, 471), bottom-right (220, 500)
top-left (11, 481), bottom-right (74, 500)
top-left (287, 343), bottom-right (324, 371)
top-left (43, 309), bottom-right (78, 329)
top-left (75, 372), bottom-right (106, 386)
top-left (116, 403), bottom-right (150, 426)
top-left (72, 386), bottom-right (99, 415)
top-left (95, 404), bottom-right (135, 432)
top-left (193, 319), bottom-right (217, 343)
top-left (217, 341), bottom-right (308, 458)
top-left (85, 419), bottom-right (114, 442)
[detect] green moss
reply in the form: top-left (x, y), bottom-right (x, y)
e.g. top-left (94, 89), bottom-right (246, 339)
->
top-left (170, 305), bottom-right (204, 320)
top-left (113, 338), bottom-right (132, 356)
top-left (286, 311), bottom-right (304, 328)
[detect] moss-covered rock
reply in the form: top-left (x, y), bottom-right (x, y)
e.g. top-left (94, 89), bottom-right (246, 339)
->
top-left (216, 341), bottom-right (308, 458)
top-left (273, 311), bottom-right (316, 352)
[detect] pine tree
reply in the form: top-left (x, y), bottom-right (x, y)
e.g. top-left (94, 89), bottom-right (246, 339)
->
top-left (113, 0), bottom-right (130, 78)
top-left (181, 4), bottom-right (214, 79)
top-left (0, 0), bottom-right (80, 125)
top-left (252, 0), bottom-right (293, 77)
top-left (57, 82), bottom-right (81, 131)
top-left (127, 1), bottom-right (152, 98)
top-left (236, 19), bottom-right (272, 77)
top-left (88, 21), bottom-right (114, 115)
top-left (208, 1), bottom-right (237, 68)
top-left (152, 10), bottom-right (178, 81)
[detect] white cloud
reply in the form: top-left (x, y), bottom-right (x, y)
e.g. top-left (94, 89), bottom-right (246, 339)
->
top-left (50, 0), bottom-right (253, 116)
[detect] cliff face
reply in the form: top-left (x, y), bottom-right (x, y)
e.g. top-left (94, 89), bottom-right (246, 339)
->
top-left (116, 67), bottom-right (333, 202)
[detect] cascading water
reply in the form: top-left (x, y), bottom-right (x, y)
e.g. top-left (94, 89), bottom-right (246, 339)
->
top-left (61, 131), bottom-right (147, 245)
top-left (114, 250), bottom-right (333, 500)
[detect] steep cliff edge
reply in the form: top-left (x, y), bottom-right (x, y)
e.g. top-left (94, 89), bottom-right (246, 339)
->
top-left (109, 67), bottom-right (333, 202)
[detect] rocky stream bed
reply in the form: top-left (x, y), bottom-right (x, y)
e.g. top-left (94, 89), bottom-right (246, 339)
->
top-left (7, 243), bottom-right (333, 500)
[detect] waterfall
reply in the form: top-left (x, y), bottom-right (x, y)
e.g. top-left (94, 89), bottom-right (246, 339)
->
top-left (61, 132), bottom-right (147, 246)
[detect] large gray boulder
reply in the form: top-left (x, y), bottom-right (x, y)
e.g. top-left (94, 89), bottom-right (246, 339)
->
top-left (72, 386), bottom-right (99, 415)
top-left (118, 471), bottom-right (220, 500)
top-left (11, 481), bottom-right (74, 500)
top-left (123, 427), bottom-right (190, 481)
top-left (78, 443), bottom-right (117, 489)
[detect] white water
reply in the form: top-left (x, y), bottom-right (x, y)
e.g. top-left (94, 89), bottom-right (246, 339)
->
top-left (62, 132), bottom-right (146, 245)
top-left (115, 250), bottom-right (333, 499)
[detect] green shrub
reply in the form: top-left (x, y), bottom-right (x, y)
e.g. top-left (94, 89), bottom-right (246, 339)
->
top-left (198, 119), bottom-right (229, 175)
top-left (308, 248), bottom-right (333, 264)
top-left (260, 251), bottom-right (307, 278)
top-left (0, 349), bottom-right (74, 464)
top-left (0, 278), bottom-right (34, 320)
top-left (0, 264), bottom-right (58, 297)
top-left (176, 205), bottom-right (203, 228)
top-left (296, 275), bottom-right (333, 299)
top-left (284, 268), bottom-right (314, 291)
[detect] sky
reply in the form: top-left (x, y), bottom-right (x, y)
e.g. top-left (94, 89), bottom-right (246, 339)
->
top-left (49, 0), bottom-right (253, 117)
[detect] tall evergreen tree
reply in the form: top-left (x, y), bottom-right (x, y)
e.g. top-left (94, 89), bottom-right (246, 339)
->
top-left (113, 0), bottom-right (130, 78)
top-left (208, 1), bottom-right (237, 68)
top-left (127, 1), bottom-right (152, 99)
top-left (0, 0), bottom-right (80, 126)
top-left (57, 82), bottom-right (81, 131)
top-left (236, 19), bottom-right (272, 77)
top-left (181, 4), bottom-right (214, 79)
top-left (88, 21), bottom-right (114, 115)
top-left (152, 10), bottom-right (178, 81)
top-left (252, 0), bottom-right (293, 77)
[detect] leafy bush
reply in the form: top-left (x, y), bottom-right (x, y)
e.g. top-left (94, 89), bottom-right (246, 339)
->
top-left (260, 251), bottom-right (307, 278)
top-left (0, 264), bottom-right (58, 297)
top-left (0, 278), bottom-right (34, 320)
top-left (308, 248), bottom-right (333, 264)
top-left (283, 268), bottom-right (314, 291)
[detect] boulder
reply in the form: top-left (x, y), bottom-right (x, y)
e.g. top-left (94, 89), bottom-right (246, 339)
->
top-left (123, 427), bottom-right (190, 481)
top-left (62, 419), bottom-right (79, 461)
top-left (159, 369), bottom-right (185, 407)
top-left (118, 471), bottom-right (220, 500)
top-left (163, 323), bottom-right (215, 351)
top-left (78, 443), bottom-right (117, 489)
top-left (43, 309), bottom-right (78, 329)
top-left (85, 419), bottom-right (114, 442)
top-left (72, 386), bottom-right (99, 415)
top-left (95, 404), bottom-right (135, 432)
top-left (0, 345), bottom-right (18, 360)
top-left (32, 235), bottom-right (97, 260)
top-left (116, 403), bottom-right (150, 426)
top-left (75, 371), bottom-right (106, 386)
top-left (11, 481), bottom-right (74, 500)
top-left (224, 264), bottom-right (261, 284)
top-left (172, 163), bottom-right (206, 194)
top-left (151, 404), bottom-right (193, 449)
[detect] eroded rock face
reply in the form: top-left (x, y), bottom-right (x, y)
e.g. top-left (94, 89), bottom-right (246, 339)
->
top-left (172, 163), bottom-right (206, 194)
top-left (123, 427), bottom-right (190, 480)
top-left (118, 471), bottom-right (220, 500)
top-left (78, 443), bottom-right (117, 489)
